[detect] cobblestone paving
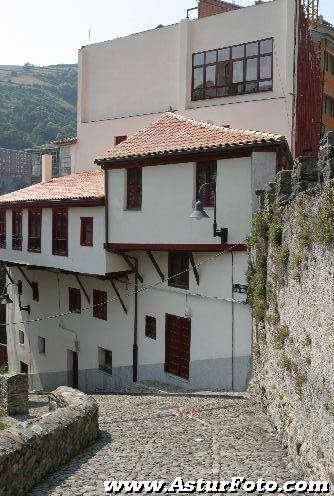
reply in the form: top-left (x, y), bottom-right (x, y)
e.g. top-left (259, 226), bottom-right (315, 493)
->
top-left (29, 383), bottom-right (301, 495)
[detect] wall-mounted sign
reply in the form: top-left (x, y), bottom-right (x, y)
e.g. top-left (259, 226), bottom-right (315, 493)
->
top-left (233, 284), bottom-right (248, 294)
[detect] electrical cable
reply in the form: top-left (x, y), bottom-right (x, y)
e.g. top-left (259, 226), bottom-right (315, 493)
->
top-left (4, 240), bottom-right (247, 327)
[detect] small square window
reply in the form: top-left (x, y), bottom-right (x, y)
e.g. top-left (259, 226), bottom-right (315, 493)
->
top-left (115, 135), bottom-right (127, 145)
top-left (80, 217), bottom-right (93, 247)
top-left (99, 347), bottom-right (112, 374)
top-left (32, 281), bottom-right (39, 302)
top-left (38, 336), bottom-right (45, 354)
top-left (18, 330), bottom-right (24, 346)
top-left (145, 315), bottom-right (156, 340)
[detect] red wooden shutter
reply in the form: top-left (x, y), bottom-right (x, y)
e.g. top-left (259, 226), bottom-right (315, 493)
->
top-left (127, 167), bottom-right (142, 209)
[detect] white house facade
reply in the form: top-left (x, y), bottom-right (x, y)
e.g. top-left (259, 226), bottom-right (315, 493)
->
top-left (0, 113), bottom-right (292, 392)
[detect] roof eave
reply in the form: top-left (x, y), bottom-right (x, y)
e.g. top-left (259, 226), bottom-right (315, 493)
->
top-left (0, 197), bottom-right (105, 209)
top-left (95, 139), bottom-right (288, 168)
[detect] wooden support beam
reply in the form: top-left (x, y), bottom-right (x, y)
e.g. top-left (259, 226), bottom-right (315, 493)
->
top-left (121, 254), bottom-right (143, 283)
top-left (109, 279), bottom-right (127, 315)
top-left (0, 261), bottom-right (15, 285)
top-left (75, 274), bottom-right (90, 304)
top-left (146, 250), bottom-right (164, 281)
top-left (17, 265), bottom-right (33, 289)
top-left (189, 253), bottom-right (200, 286)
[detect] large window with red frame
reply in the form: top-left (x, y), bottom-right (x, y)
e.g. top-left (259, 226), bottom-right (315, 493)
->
top-left (0, 210), bottom-right (6, 248)
top-left (192, 38), bottom-right (273, 101)
top-left (12, 209), bottom-right (23, 251)
top-left (196, 161), bottom-right (217, 207)
top-left (93, 290), bottom-right (107, 320)
top-left (52, 208), bottom-right (68, 256)
top-left (28, 208), bottom-right (42, 253)
top-left (126, 167), bottom-right (142, 210)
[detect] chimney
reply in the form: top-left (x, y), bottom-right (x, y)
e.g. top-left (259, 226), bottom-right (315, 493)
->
top-left (41, 154), bottom-right (52, 183)
top-left (198, 0), bottom-right (241, 19)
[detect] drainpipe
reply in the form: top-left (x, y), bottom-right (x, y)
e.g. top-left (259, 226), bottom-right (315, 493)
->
top-left (126, 254), bottom-right (139, 383)
top-left (231, 252), bottom-right (234, 390)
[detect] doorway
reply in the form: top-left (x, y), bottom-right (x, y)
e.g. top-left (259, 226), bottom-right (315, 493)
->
top-left (165, 314), bottom-right (191, 380)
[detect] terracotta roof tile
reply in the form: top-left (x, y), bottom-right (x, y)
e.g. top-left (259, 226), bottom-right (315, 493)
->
top-left (0, 170), bottom-right (104, 206)
top-left (95, 112), bottom-right (285, 163)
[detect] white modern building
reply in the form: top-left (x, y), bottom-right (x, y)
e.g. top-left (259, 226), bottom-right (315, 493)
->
top-left (0, 0), bottom-right (318, 391)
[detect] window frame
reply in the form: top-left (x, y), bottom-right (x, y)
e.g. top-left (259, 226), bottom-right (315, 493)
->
top-left (69, 287), bottom-right (81, 314)
top-left (191, 37), bottom-right (273, 102)
top-left (324, 94), bottom-right (334, 118)
top-left (32, 281), bottom-right (39, 302)
top-left (12, 209), bottom-right (23, 251)
top-left (145, 315), bottom-right (157, 340)
top-left (325, 51), bottom-right (334, 75)
top-left (52, 207), bottom-right (68, 256)
top-left (93, 289), bottom-right (108, 321)
top-left (168, 252), bottom-right (190, 290)
top-left (115, 135), bottom-right (127, 145)
top-left (38, 336), bottom-right (46, 354)
top-left (99, 347), bottom-right (112, 374)
top-left (18, 330), bottom-right (24, 346)
top-left (126, 167), bottom-right (142, 210)
top-left (196, 161), bottom-right (217, 207)
top-left (80, 217), bottom-right (93, 247)
top-left (28, 208), bottom-right (42, 253)
top-left (0, 209), bottom-right (6, 249)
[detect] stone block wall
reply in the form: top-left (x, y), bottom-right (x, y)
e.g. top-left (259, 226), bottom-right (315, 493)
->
top-left (0, 386), bottom-right (99, 496)
top-left (0, 373), bottom-right (28, 415)
top-left (248, 132), bottom-right (334, 484)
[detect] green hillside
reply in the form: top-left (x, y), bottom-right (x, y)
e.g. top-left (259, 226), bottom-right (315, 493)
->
top-left (0, 63), bottom-right (77, 150)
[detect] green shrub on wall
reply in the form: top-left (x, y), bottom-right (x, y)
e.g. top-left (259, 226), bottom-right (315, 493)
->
top-left (314, 185), bottom-right (334, 245)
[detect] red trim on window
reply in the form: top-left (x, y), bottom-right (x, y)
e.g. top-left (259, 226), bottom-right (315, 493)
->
top-left (52, 208), bottom-right (68, 256)
top-left (127, 167), bottom-right (142, 210)
top-left (69, 287), bottom-right (81, 314)
top-left (80, 217), bottom-right (93, 247)
top-left (12, 209), bottom-right (23, 251)
top-left (196, 161), bottom-right (217, 207)
top-left (93, 289), bottom-right (107, 320)
top-left (168, 252), bottom-right (189, 290)
top-left (28, 208), bottom-right (42, 253)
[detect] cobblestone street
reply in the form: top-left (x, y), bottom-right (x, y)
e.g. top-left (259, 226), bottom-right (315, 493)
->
top-left (29, 383), bottom-right (301, 495)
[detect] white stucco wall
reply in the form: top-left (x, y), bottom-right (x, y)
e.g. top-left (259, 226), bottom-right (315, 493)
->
top-left (107, 152), bottom-right (276, 246)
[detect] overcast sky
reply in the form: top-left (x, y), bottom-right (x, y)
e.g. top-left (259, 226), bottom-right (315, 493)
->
top-left (1, 0), bottom-right (333, 66)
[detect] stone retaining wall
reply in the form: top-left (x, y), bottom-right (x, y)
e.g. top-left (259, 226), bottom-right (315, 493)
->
top-left (0, 386), bottom-right (99, 496)
top-left (0, 373), bottom-right (28, 415)
top-left (249, 132), bottom-right (334, 485)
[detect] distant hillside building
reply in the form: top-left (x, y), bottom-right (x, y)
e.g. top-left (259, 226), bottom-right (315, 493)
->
top-left (26, 137), bottom-right (77, 184)
top-left (0, 148), bottom-right (31, 194)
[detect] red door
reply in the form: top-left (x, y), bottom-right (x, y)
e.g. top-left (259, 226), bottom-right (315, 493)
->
top-left (165, 314), bottom-right (191, 380)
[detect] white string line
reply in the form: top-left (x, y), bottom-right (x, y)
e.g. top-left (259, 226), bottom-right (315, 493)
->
top-left (5, 241), bottom-right (246, 327)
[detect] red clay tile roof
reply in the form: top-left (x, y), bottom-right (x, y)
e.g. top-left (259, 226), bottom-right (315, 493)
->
top-left (0, 170), bottom-right (104, 206)
top-left (95, 112), bottom-right (285, 163)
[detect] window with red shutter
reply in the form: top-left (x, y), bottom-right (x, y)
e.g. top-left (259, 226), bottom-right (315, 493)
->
top-left (28, 208), bottom-right (42, 253)
top-left (126, 167), bottom-right (142, 210)
top-left (196, 161), bottom-right (217, 207)
top-left (52, 208), bottom-right (68, 256)
top-left (80, 217), bottom-right (93, 247)
top-left (115, 135), bottom-right (127, 145)
top-left (0, 209), bottom-right (6, 248)
top-left (69, 287), bottom-right (81, 314)
top-left (12, 209), bottom-right (23, 251)
top-left (93, 290), bottom-right (107, 320)
top-left (168, 252), bottom-right (189, 290)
